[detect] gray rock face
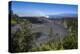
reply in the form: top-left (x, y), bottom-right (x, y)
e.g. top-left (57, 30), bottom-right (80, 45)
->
top-left (11, 17), bottom-right (68, 47)
top-left (31, 23), bottom-right (67, 47)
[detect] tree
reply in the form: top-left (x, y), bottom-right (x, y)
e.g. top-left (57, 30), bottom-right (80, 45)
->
top-left (62, 18), bottom-right (78, 49)
top-left (11, 14), bottom-right (33, 52)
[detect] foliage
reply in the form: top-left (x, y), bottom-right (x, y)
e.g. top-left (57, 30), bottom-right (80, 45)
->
top-left (10, 11), bottom-right (78, 52)
top-left (11, 13), bottom-right (33, 52)
top-left (62, 32), bottom-right (78, 49)
top-left (30, 18), bottom-right (78, 51)
top-left (62, 18), bottom-right (78, 49)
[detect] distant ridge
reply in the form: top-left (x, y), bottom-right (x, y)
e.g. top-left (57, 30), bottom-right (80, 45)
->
top-left (48, 13), bottom-right (78, 18)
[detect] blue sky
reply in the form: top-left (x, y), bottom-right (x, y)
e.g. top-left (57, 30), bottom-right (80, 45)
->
top-left (11, 1), bottom-right (78, 17)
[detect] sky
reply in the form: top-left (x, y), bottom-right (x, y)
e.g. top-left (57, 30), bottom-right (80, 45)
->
top-left (10, 1), bottom-right (78, 17)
